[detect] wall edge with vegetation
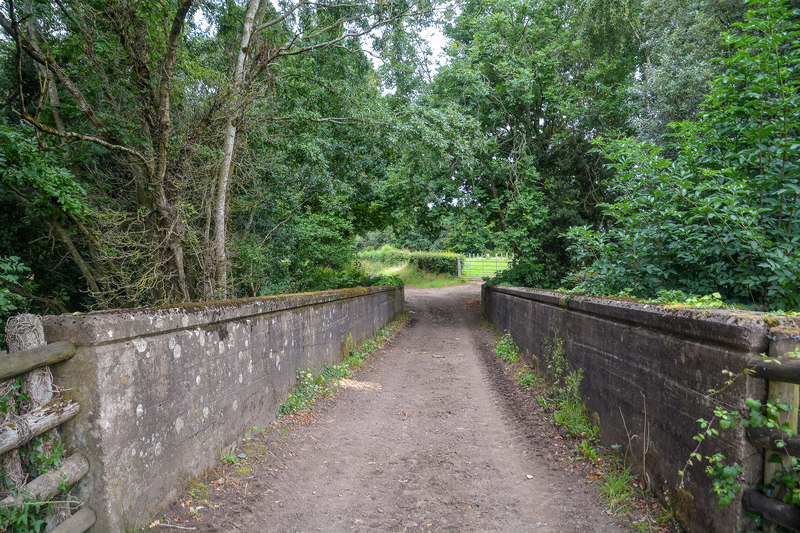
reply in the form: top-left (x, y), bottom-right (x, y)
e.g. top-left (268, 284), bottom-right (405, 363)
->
top-left (482, 284), bottom-right (772, 532)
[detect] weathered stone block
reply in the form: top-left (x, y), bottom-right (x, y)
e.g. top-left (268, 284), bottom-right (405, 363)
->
top-left (42, 286), bottom-right (404, 532)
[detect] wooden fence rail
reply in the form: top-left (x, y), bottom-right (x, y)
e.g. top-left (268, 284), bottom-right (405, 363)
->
top-left (0, 341), bottom-right (76, 381)
top-left (0, 397), bottom-right (80, 455)
top-left (0, 314), bottom-right (94, 532)
top-left (743, 490), bottom-right (800, 532)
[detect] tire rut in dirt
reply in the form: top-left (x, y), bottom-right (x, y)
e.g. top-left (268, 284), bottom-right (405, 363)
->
top-left (471, 326), bottom-right (560, 450)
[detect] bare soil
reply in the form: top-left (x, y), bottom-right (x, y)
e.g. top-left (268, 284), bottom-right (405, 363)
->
top-left (160, 284), bottom-right (637, 532)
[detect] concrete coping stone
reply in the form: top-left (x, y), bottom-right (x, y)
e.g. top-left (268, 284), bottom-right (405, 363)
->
top-left (41, 285), bottom-right (399, 346)
top-left (487, 285), bottom-right (775, 353)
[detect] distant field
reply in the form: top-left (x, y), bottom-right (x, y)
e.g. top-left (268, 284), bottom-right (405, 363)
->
top-left (360, 259), bottom-right (465, 289)
top-left (459, 256), bottom-right (513, 280)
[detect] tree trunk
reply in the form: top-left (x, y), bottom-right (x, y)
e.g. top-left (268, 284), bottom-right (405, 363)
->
top-left (212, 0), bottom-right (261, 297)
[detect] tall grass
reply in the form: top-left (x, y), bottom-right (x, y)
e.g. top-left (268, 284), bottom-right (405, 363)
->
top-left (360, 260), bottom-right (464, 288)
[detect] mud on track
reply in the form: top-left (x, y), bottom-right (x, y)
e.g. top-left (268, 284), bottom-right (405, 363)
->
top-left (162, 284), bottom-right (623, 532)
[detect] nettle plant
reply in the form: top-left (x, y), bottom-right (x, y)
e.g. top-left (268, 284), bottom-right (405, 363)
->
top-left (680, 364), bottom-right (800, 508)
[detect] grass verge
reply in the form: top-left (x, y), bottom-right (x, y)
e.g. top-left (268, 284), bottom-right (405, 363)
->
top-left (276, 311), bottom-right (409, 417)
top-left (488, 327), bottom-right (681, 532)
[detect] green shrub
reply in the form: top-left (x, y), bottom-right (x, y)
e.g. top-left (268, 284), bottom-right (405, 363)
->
top-left (357, 245), bottom-right (411, 266)
top-left (278, 370), bottom-right (328, 417)
top-left (565, 0), bottom-right (800, 310)
top-left (357, 246), bottom-right (463, 276)
top-left (516, 367), bottom-right (541, 389)
top-left (409, 251), bottom-right (462, 275)
top-left (301, 264), bottom-right (403, 292)
top-left (495, 333), bottom-right (520, 362)
top-left (554, 388), bottom-right (595, 437)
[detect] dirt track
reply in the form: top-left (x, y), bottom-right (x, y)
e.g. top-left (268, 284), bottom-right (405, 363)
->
top-left (167, 284), bottom-right (623, 532)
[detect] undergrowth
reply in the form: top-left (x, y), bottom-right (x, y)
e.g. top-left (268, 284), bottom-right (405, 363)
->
top-left (276, 312), bottom-right (408, 418)
top-left (277, 371), bottom-right (331, 417)
top-left (489, 326), bottom-right (680, 531)
top-left (601, 467), bottom-right (638, 513)
top-left (495, 333), bottom-right (520, 362)
top-left (0, 377), bottom-right (77, 531)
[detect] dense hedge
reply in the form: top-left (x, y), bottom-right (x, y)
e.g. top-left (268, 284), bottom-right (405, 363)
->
top-left (357, 246), bottom-right (463, 275)
top-left (357, 245), bottom-right (410, 266)
top-left (409, 251), bottom-right (462, 276)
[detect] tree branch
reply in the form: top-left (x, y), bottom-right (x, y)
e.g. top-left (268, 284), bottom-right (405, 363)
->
top-left (0, 280), bottom-right (67, 314)
top-left (153, 0), bottom-right (194, 193)
top-left (0, 9), bottom-right (104, 129)
top-left (273, 8), bottom-right (420, 59)
top-left (17, 111), bottom-right (148, 165)
top-left (263, 116), bottom-right (359, 124)
top-left (255, 0), bottom-right (303, 32)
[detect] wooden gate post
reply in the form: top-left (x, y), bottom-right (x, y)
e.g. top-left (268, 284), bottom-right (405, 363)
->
top-left (4, 313), bottom-right (71, 526)
top-left (764, 335), bottom-right (800, 532)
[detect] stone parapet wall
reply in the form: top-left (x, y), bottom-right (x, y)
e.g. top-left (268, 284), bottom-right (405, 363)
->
top-left (482, 285), bottom-right (768, 532)
top-left (41, 285), bottom-right (404, 532)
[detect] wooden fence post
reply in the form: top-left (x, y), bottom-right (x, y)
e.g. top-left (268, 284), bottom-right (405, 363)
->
top-left (764, 335), bottom-right (800, 532)
top-left (1, 314), bottom-right (50, 492)
top-left (4, 314), bottom-right (71, 526)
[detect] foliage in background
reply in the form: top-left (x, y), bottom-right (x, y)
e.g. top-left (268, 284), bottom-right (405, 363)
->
top-left (0, 0), bottom-right (426, 314)
top-left (626, 0), bottom-right (743, 148)
top-left (565, 0), bottom-right (800, 310)
top-left (1, 0), bottom-right (797, 320)
top-left (357, 246), bottom-right (462, 276)
top-left (406, 0), bottom-right (632, 288)
top-left (0, 257), bottom-right (30, 349)
top-left (359, 249), bottom-right (463, 289)
top-left (398, 0), bottom-right (744, 290)
top-left (358, 246), bottom-right (413, 266)
top-left (408, 251), bottom-right (462, 276)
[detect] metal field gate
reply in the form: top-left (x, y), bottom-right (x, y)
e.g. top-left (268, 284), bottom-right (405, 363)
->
top-left (457, 254), bottom-right (513, 280)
